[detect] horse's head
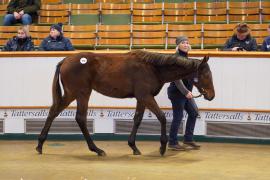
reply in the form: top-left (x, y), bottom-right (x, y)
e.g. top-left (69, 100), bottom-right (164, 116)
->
top-left (193, 56), bottom-right (215, 101)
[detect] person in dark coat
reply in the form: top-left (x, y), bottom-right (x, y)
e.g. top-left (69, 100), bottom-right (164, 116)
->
top-left (2, 26), bottom-right (34, 51)
top-left (3, 0), bottom-right (41, 26)
top-left (39, 23), bottom-right (74, 51)
top-left (261, 24), bottom-right (270, 51)
top-left (223, 23), bottom-right (257, 51)
top-left (167, 36), bottom-right (201, 151)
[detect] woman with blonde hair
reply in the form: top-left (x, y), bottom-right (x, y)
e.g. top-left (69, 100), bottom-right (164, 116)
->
top-left (2, 26), bottom-right (34, 51)
top-left (167, 36), bottom-right (201, 151)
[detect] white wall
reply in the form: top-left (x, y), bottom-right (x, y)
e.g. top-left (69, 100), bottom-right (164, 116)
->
top-left (0, 56), bottom-right (270, 110)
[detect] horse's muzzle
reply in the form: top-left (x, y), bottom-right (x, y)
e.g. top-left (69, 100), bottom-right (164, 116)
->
top-left (202, 88), bottom-right (215, 101)
top-left (205, 95), bottom-right (215, 101)
top-left (204, 92), bottom-right (215, 101)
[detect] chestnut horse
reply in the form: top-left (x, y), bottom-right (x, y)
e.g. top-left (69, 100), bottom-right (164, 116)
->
top-left (36, 50), bottom-right (215, 156)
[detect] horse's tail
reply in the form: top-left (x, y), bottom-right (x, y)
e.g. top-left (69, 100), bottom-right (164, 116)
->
top-left (52, 60), bottom-right (64, 106)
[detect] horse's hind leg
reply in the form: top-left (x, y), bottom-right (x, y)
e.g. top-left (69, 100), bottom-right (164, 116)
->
top-left (36, 95), bottom-right (74, 154)
top-left (128, 101), bottom-right (145, 155)
top-left (76, 92), bottom-right (106, 156)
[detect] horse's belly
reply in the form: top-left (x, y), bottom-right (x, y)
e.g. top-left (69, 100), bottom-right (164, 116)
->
top-left (93, 86), bottom-right (134, 99)
top-left (92, 70), bottom-right (134, 98)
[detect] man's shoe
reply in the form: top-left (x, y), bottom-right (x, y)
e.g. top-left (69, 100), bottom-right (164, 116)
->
top-left (183, 141), bottom-right (201, 150)
top-left (168, 143), bottom-right (187, 151)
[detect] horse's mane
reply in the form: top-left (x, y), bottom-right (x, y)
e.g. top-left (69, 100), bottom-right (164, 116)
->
top-left (130, 50), bottom-right (200, 69)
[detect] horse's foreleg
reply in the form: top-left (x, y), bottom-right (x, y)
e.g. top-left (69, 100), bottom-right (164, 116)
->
top-left (128, 101), bottom-right (145, 155)
top-left (76, 93), bottom-right (106, 156)
top-left (36, 96), bottom-right (73, 154)
top-left (141, 96), bottom-right (168, 156)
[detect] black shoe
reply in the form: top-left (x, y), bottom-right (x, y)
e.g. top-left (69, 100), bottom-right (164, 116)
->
top-left (183, 141), bottom-right (201, 150)
top-left (168, 143), bottom-right (187, 151)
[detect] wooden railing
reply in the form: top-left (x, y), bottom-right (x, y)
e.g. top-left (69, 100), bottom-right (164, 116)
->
top-left (1, 50), bottom-right (270, 57)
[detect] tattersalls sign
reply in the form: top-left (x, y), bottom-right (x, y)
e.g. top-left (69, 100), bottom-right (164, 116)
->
top-left (205, 112), bottom-right (243, 120)
top-left (203, 111), bottom-right (270, 123)
top-left (4, 109), bottom-right (174, 120)
top-left (1, 109), bottom-right (270, 123)
top-left (0, 108), bottom-right (269, 136)
top-left (254, 113), bottom-right (270, 122)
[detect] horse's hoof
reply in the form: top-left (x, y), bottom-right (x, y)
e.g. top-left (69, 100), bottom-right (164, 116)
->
top-left (36, 146), bottom-right (42, 154)
top-left (97, 150), bottom-right (106, 156)
top-left (159, 147), bottom-right (166, 156)
top-left (133, 150), bottom-right (142, 155)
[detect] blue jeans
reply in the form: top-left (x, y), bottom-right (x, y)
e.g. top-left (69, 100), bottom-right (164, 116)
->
top-left (3, 14), bottom-right (32, 26)
top-left (168, 97), bottom-right (199, 145)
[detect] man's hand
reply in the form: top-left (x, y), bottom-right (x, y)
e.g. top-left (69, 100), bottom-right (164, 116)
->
top-left (14, 12), bottom-right (21, 19)
top-left (185, 91), bottom-right (193, 99)
top-left (232, 47), bottom-right (240, 51)
top-left (19, 10), bottom-right (24, 16)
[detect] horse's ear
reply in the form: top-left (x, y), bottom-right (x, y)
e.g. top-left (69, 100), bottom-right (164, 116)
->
top-left (202, 56), bottom-right (209, 64)
top-left (198, 56), bottom-right (209, 69)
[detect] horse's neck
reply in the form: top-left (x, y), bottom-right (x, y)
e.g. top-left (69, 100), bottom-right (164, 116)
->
top-left (157, 65), bottom-right (196, 83)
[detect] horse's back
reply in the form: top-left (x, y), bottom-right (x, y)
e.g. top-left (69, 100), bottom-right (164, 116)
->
top-left (59, 51), bottom-right (161, 98)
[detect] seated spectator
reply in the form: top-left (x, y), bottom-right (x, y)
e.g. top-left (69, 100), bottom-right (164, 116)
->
top-left (223, 23), bottom-right (257, 51)
top-left (2, 26), bottom-right (34, 51)
top-left (39, 23), bottom-right (74, 51)
top-left (3, 0), bottom-right (41, 26)
top-left (261, 24), bottom-right (270, 51)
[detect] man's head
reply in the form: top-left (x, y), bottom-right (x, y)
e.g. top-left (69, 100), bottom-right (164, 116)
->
top-left (50, 23), bottom-right (63, 39)
top-left (235, 23), bottom-right (250, 41)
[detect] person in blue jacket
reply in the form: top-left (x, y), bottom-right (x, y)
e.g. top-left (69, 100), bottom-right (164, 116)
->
top-left (167, 36), bottom-right (201, 151)
top-left (261, 24), bottom-right (270, 51)
top-left (39, 23), bottom-right (74, 51)
top-left (2, 26), bottom-right (34, 51)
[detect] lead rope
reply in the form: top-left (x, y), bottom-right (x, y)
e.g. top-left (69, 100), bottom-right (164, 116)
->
top-left (192, 93), bottom-right (203, 98)
top-left (192, 88), bottom-right (206, 98)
